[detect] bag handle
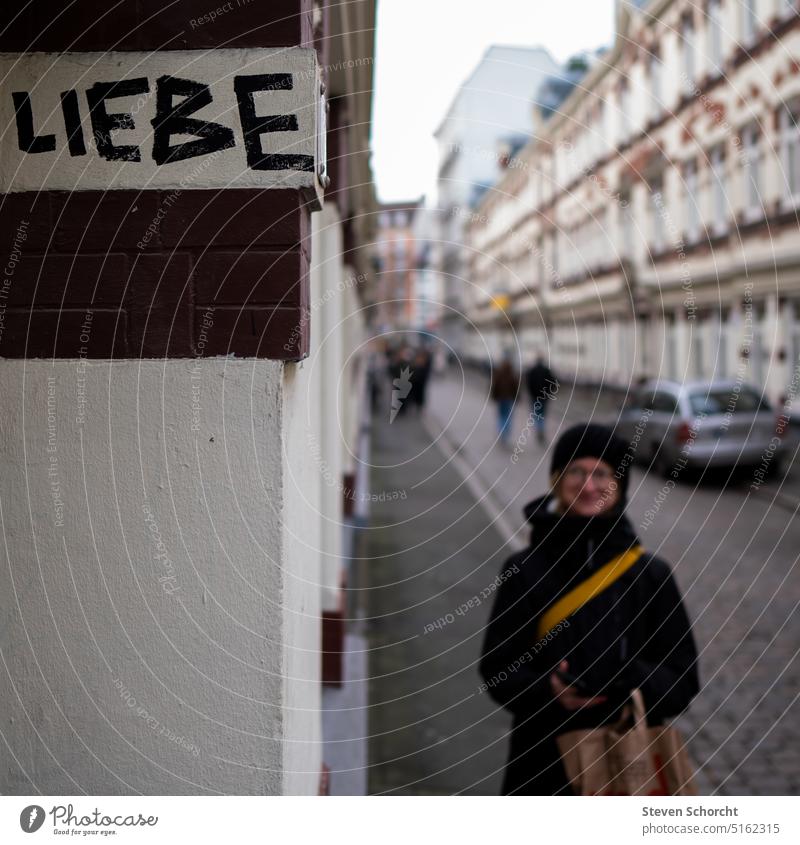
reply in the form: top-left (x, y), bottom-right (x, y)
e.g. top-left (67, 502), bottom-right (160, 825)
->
top-left (611, 688), bottom-right (649, 736)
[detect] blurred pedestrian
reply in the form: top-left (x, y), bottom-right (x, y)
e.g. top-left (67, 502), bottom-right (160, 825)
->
top-left (479, 422), bottom-right (700, 794)
top-left (490, 357), bottom-right (520, 446)
top-left (411, 348), bottom-right (432, 412)
top-left (388, 346), bottom-right (414, 418)
top-left (525, 353), bottom-right (559, 444)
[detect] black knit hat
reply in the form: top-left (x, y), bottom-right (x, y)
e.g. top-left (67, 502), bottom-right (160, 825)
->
top-left (550, 422), bottom-right (631, 501)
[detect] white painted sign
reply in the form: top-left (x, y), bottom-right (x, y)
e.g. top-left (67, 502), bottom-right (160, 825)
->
top-left (0, 49), bottom-right (323, 203)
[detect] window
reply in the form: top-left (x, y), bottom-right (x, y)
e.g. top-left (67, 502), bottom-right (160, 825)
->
top-left (741, 123), bottom-right (763, 220)
top-left (741, 0), bottom-right (759, 46)
top-left (595, 102), bottom-right (605, 156)
top-left (709, 144), bottom-right (728, 235)
top-left (535, 236), bottom-right (544, 288)
top-left (688, 388), bottom-right (770, 415)
top-left (715, 311), bottom-right (729, 379)
top-left (649, 51), bottom-right (662, 122)
top-left (750, 308), bottom-right (765, 385)
top-left (790, 301), bottom-right (800, 381)
top-left (618, 77), bottom-right (631, 141)
top-left (707, 0), bottom-right (724, 75)
top-left (684, 159), bottom-right (700, 243)
top-left (549, 231), bottom-right (559, 279)
top-left (619, 191), bottom-right (633, 258)
top-left (779, 99), bottom-right (800, 204)
top-left (692, 330), bottom-right (704, 379)
top-left (666, 315), bottom-right (677, 379)
top-left (652, 392), bottom-right (678, 414)
top-left (682, 15), bottom-right (696, 95)
top-left (649, 180), bottom-right (666, 254)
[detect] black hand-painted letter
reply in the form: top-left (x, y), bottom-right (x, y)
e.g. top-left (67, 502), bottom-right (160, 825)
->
top-left (60, 90), bottom-right (87, 157)
top-left (151, 75), bottom-right (236, 165)
top-left (86, 78), bottom-right (149, 162)
top-left (233, 74), bottom-right (313, 172)
top-left (12, 92), bottom-right (56, 153)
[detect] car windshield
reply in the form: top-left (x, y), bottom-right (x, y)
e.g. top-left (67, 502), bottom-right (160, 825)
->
top-left (688, 388), bottom-right (771, 416)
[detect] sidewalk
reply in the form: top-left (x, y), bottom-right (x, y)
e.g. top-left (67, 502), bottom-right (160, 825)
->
top-left (361, 408), bottom-right (514, 794)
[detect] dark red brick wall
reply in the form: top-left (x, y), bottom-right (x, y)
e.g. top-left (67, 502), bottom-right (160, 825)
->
top-left (0, 1), bottom-right (314, 52)
top-left (0, 1), bottom-right (316, 360)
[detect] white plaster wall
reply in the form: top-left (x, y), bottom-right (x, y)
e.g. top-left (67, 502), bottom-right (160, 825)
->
top-left (0, 357), bottom-right (320, 794)
top-left (280, 359), bottom-right (323, 794)
top-left (338, 267), bottom-right (366, 478)
top-left (308, 205), bottom-right (346, 616)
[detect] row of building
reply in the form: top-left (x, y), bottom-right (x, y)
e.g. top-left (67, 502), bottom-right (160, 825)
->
top-left (378, 0), bottom-right (800, 412)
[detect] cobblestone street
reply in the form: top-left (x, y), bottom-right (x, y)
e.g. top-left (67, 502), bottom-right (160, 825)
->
top-left (364, 369), bottom-right (800, 795)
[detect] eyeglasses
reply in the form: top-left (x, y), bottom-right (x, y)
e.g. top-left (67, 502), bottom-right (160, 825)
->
top-left (562, 465), bottom-right (616, 486)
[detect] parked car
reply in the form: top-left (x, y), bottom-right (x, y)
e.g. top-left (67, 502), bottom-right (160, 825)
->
top-left (616, 380), bottom-right (789, 476)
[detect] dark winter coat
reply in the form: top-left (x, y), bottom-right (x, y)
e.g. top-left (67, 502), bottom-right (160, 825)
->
top-left (490, 364), bottom-right (520, 402)
top-left (525, 362), bottom-right (558, 404)
top-left (479, 493), bottom-right (700, 795)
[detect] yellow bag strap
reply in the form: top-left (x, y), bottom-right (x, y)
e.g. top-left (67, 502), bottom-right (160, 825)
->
top-left (536, 545), bottom-right (644, 640)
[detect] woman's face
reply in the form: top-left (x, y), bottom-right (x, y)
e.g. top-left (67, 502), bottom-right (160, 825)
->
top-left (555, 457), bottom-right (620, 517)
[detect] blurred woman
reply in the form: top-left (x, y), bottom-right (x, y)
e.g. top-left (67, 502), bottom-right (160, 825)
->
top-left (479, 422), bottom-right (700, 794)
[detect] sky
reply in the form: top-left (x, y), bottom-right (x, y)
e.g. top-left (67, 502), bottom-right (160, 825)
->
top-left (372, 0), bottom-right (617, 204)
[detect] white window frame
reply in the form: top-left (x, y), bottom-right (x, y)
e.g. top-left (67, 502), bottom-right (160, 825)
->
top-left (779, 99), bottom-right (800, 207)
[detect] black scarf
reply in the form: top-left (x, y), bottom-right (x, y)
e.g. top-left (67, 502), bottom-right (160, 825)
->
top-left (522, 492), bottom-right (641, 577)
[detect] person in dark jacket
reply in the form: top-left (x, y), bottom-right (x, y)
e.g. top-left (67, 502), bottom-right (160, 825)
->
top-left (490, 357), bottom-right (520, 446)
top-left (411, 347), bottom-right (432, 411)
top-left (479, 422), bottom-right (700, 795)
top-left (525, 354), bottom-right (559, 444)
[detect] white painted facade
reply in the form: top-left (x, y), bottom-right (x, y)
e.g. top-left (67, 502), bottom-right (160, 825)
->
top-left (0, 358), bottom-right (316, 793)
top-left (0, 258), bottom-right (367, 795)
top-left (466, 0), bottom-right (800, 411)
top-left (434, 45), bottom-right (561, 352)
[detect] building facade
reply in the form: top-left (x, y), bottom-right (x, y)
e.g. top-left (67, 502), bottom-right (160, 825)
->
top-left (0, 0), bottom-right (376, 795)
top-left (434, 45), bottom-right (561, 358)
top-left (467, 0), bottom-right (800, 411)
top-left (372, 200), bottom-right (421, 332)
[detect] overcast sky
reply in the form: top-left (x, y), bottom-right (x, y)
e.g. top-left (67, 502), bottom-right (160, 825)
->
top-left (371, 0), bottom-right (617, 204)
